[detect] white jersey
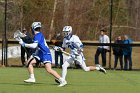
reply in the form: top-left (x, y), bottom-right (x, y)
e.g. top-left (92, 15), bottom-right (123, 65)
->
top-left (62, 35), bottom-right (86, 63)
top-left (62, 35), bottom-right (83, 55)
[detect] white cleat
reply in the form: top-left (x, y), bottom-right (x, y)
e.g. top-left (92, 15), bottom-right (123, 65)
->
top-left (58, 80), bottom-right (67, 87)
top-left (24, 78), bottom-right (36, 83)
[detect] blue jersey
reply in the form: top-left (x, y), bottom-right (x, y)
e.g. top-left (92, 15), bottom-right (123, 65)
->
top-left (33, 32), bottom-right (51, 55)
top-left (33, 32), bottom-right (52, 63)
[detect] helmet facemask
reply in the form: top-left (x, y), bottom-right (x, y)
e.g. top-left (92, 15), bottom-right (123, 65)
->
top-left (63, 26), bottom-right (72, 39)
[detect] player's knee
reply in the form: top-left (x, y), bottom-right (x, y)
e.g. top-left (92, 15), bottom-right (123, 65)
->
top-left (62, 64), bottom-right (66, 69)
top-left (62, 62), bottom-right (69, 69)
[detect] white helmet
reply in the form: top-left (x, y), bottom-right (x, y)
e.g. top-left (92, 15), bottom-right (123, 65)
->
top-left (32, 22), bottom-right (41, 30)
top-left (63, 26), bottom-right (72, 38)
top-left (31, 22), bottom-right (41, 34)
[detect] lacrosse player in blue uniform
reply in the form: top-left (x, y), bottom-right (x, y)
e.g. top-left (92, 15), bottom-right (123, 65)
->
top-left (19, 22), bottom-right (65, 86)
top-left (57, 26), bottom-right (106, 87)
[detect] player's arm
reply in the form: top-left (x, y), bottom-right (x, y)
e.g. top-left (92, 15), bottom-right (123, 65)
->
top-left (19, 39), bottom-right (38, 48)
top-left (74, 35), bottom-right (84, 51)
top-left (25, 42), bottom-right (38, 48)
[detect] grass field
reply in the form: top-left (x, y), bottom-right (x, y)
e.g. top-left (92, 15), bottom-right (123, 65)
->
top-left (0, 67), bottom-right (140, 93)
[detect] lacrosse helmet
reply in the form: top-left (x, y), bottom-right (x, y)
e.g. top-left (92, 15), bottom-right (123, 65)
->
top-left (63, 26), bottom-right (72, 39)
top-left (31, 22), bottom-right (41, 34)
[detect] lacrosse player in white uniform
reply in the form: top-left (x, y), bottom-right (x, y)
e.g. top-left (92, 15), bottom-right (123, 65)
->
top-left (58, 26), bottom-right (106, 87)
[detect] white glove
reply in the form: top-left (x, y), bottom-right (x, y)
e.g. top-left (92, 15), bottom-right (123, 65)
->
top-left (53, 46), bottom-right (63, 52)
top-left (19, 39), bottom-right (25, 47)
top-left (71, 54), bottom-right (76, 59)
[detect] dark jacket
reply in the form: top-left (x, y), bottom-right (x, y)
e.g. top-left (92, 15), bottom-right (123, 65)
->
top-left (21, 32), bottom-right (33, 44)
top-left (113, 40), bottom-right (123, 55)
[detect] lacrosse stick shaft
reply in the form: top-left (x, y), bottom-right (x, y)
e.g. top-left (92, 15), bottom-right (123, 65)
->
top-left (61, 50), bottom-right (70, 56)
top-left (51, 46), bottom-right (70, 56)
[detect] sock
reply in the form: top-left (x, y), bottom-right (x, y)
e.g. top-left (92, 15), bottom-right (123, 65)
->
top-left (30, 74), bottom-right (35, 79)
top-left (58, 77), bottom-right (64, 83)
top-left (61, 61), bottom-right (70, 80)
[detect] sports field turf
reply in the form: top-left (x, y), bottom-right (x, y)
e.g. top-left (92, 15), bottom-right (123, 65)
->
top-left (0, 67), bottom-right (140, 93)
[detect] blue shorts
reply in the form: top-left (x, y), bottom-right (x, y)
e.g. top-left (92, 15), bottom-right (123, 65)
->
top-left (33, 50), bottom-right (52, 64)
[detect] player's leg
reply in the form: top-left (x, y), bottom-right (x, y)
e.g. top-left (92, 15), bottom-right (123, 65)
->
top-left (56, 61), bottom-right (70, 87)
top-left (44, 63), bottom-right (67, 87)
top-left (77, 55), bottom-right (106, 73)
top-left (58, 57), bottom-right (73, 87)
top-left (24, 56), bottom-right (37, 83)
top-left (42, 53), bottom-right (66, 86)
top-left (61, 61), bottom-right (70, 80)
top-left (45, 63), bottom-right (61, 78)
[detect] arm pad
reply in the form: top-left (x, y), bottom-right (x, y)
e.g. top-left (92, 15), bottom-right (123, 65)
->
top-left (25, 43), bottom-right (38, 48)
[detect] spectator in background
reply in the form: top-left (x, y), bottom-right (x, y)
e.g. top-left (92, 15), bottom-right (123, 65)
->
top-left (122, 35), bottom-right (133, 70)
top-left (21, 28), bottom-right (33, 67)
top-left (51, 33), bottom-right (63, 68)
top-left (94, 29), bottom-right (110, 67)
top-left (112, 36), bottom-right (123, 70)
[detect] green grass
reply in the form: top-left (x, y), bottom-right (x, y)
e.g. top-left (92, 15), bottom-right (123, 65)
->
top-left (0, 67), bottom-right (140, 93)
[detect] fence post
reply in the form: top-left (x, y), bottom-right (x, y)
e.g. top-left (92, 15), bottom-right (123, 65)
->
top-left (109, 0), bottom-right (113, 69)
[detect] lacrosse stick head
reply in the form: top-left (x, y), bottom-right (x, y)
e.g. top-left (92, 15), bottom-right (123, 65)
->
top-left (14, 30), bottom-right (26, 41)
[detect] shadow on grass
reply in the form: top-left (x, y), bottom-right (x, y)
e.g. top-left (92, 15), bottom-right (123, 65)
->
top-left (0, 82), bottom-right (46, 86)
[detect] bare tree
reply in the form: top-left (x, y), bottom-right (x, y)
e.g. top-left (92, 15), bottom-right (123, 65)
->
top-left (63, 0), bottom-right (70, 25)
top-left (49, 0), bottom-right (58, 40)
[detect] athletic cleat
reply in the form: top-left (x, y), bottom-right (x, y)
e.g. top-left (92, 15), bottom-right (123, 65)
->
top-left (98, 65), bottom-right (107, 74)
top-left (24, 78), bottom-right (36, 83)
top-left (58, 80), bottom-right (67, 87)
top-left (55, 79), bottom-right (60, 84)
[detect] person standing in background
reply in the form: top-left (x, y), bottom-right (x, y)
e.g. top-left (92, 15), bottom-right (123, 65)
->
top-left (112, 36), bottom-right (123, 70)
top-left (51, 33), bottom-right (63, 68)
top-left (94, 29), bottom-right (110, 67)
top-left (21, 28), bottom-right (33, 67)
top-left (123, 35), bottom-right (133, 70)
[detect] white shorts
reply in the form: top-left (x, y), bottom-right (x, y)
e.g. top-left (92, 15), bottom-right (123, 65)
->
top-left (64, 53), bottom-right (90, 71)
top-left (66, 53), bottom-right (86, 66)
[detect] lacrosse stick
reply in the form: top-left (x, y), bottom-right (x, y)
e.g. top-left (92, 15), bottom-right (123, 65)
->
top-left (14, 30), bottom-right (30, 56)
top-left (51, 46), bottom-right (70, 56)
top-left (14, 30), bottom-right (27, 41)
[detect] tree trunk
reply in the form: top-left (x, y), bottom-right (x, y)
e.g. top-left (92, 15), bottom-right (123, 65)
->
top-left (49, 0), bottom-right (58, 40)
top-left (63, 0), bottom-right (70, 25)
